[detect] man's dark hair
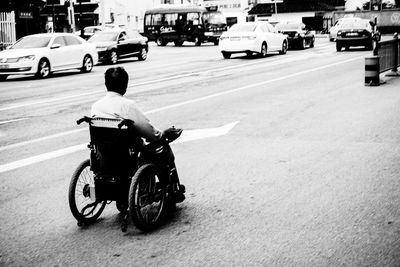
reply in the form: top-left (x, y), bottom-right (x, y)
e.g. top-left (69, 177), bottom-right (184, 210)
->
top-left (104, 67), bottom-right (129, 95)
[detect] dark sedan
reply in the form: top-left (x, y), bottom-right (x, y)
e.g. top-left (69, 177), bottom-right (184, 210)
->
top-left (336, 19), bottom-right (377, 51)
top-left (275, 22), bottom-right (315, 49)
top-left (88, 29), bottom-right (148, 64)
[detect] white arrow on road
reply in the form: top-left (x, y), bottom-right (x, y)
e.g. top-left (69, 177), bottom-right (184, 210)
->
top-left (0, 121), bottom-right (239, 174)
top-left (174, 121), bottom-right (238, 144)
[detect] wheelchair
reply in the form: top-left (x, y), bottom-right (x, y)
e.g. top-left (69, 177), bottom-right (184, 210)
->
top-left (68, 116), bottom-right (182, 232)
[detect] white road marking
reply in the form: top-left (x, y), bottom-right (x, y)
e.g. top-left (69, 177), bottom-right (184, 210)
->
top-left (0, 144), bottom-right (85, 173)
top-left (0, 54), bottom-right (365, 153)
top-left (0, 46), bottom-right (337, 112)
top-left (0, 118), bottom-right (28, 125)
top-left (0, 128), bottom-right (85, 152)
top-left (174, 121), bottom-right (239, 144)
top-left (0, 122), bottom-right (239, 173)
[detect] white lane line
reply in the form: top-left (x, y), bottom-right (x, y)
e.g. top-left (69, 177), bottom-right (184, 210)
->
top-left (0, 55), bottom-right (365, 174)
top-left (0, 122), bottom-right (239, 173)
top-left (0, 144), bottom-right (86, 173)
top-left (146, 55), bottom-right (366, 115)
top-left (0, 118), bottom-right (28, 125)
top-left (0, 55), bottom-right (365, 153)
top-left (0, 49), bottom-right (335, 112)
top-left (0, 128), bottom-right (85, 152)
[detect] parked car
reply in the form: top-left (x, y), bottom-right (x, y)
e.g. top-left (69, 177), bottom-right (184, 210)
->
top-left (275, 22), bottom-right (315, 49)
top-left (103, 23), bottom-right (128, 30)
top-left (75, 26), bottom-right (102, 40)
top-left (0, 33), bottom-right (98, 80)
top-left (329, 17), bottom-right (363, 41)
top-left (218, 22), bottom-right (288, 59)
top-left (336, 19), bottom-right (377, 51)
top-left (88, 29), bottom-right (148, 64)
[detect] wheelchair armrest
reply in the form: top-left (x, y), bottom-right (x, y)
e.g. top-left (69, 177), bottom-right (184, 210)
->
top-left (118, 119), bottom-right (135, 129)
top-left (77, 116), bottom-right (92, 125)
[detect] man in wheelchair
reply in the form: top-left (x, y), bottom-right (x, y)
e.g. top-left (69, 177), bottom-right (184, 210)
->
top-left (91, 67), bottom-right (185, 203)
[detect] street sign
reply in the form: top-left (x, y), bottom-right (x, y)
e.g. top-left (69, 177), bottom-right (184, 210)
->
top-left (18, 11), bottom-right (33, 19)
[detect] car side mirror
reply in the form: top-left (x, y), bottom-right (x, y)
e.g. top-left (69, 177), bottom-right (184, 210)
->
top-left (50, 44), bottom-right (61, 49)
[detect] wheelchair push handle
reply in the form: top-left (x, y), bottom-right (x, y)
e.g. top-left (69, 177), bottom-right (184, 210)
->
top-left (76, 116), bottom-right (92, 125)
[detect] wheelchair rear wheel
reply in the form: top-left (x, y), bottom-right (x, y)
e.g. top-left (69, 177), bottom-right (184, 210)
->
top-left (68, 159), bottom-right (106, 225)
top-left (128, 163), bottom-right (166, 232)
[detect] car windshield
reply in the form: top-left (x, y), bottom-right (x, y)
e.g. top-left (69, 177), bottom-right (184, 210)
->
top-left (88, 31), bottom-right (119, 42)
top-left (341, 20), bottom-right (367, 29)
top-left (275, 23), bottom-right (302, 30)
top-left (11, 36), bottom-right (51, 49)
top-left (229, 24), bottom-right (256, 32)
top-left (202, 12), bottom-right (226, 25)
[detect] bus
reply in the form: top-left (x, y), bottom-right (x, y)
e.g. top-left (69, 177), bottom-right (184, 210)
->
top-left (143, 5), bottom-right (227, 46)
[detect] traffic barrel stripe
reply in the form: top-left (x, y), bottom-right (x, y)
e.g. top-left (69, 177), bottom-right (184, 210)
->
top-left (365, 56), bottom-right (380, 86)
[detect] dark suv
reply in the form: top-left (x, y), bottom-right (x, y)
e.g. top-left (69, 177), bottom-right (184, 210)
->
top-left (89, 29), bottom-right (148, 64)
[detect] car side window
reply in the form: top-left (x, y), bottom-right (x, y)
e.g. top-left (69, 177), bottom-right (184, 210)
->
top-left (64, 35), bottom-right (82, 46)
top-left (53, 36), bottom-right (67, 47)
top-left (118, 32), bottom-right (127, 42)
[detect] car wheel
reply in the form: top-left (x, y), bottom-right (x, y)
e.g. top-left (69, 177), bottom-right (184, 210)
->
top-left (279, 41), bottom-right (287, 55)
top-left (156, 36), bottom-right (167, 46)
top-left (194, 35), bottom-right (201, 46)
top-left (0, 75), bottom-right (8, 81)
top-left (138, 47), bottom-right (147, 61)
top-left (336, 43), bottom-right (342, 52)
top-left (246, 51), bottom-right (253, 57)
top-left (222, 51), bottom-right (231, 59)
top-left (260, 42), bottom-right (267, 57)
top-left (36, 58), bottom-right (51, 79)
top-left (310, 37), bottom-right (315, 48)
top-left (80, 55), bottom-right (93, 73)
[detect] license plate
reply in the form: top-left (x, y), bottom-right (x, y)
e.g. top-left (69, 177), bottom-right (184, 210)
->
top-left (347, 33), bottom-right (358, 36)
top-left (0, 64), bottom-right (9, 69)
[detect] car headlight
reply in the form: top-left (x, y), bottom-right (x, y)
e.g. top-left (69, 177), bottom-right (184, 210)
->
top-left (337, 31), bottom-right (342, 36)
top-left (18, 55), bottom-right (35, 62)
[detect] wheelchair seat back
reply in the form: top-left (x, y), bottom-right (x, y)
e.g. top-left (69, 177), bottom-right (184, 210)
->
top-left (89, 118), bottom-right (142, 177)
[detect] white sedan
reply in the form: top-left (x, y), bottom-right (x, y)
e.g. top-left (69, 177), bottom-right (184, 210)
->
top-left (219, 22), bottom-right (288, 59)
top-left (0, 33), bottom-right (98, 80)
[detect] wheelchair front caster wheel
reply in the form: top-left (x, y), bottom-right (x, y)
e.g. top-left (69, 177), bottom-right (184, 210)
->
top-left (121, 223), bottom-right (127, 232)
top-left (77, 221), bottom-right (84, 227)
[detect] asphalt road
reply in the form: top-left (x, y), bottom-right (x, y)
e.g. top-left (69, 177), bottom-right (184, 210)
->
top-left (1, 38), bottom-right (400, 266)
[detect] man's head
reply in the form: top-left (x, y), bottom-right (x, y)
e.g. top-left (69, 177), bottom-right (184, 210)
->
top-left (104, 67), bottom-right (129, 95)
